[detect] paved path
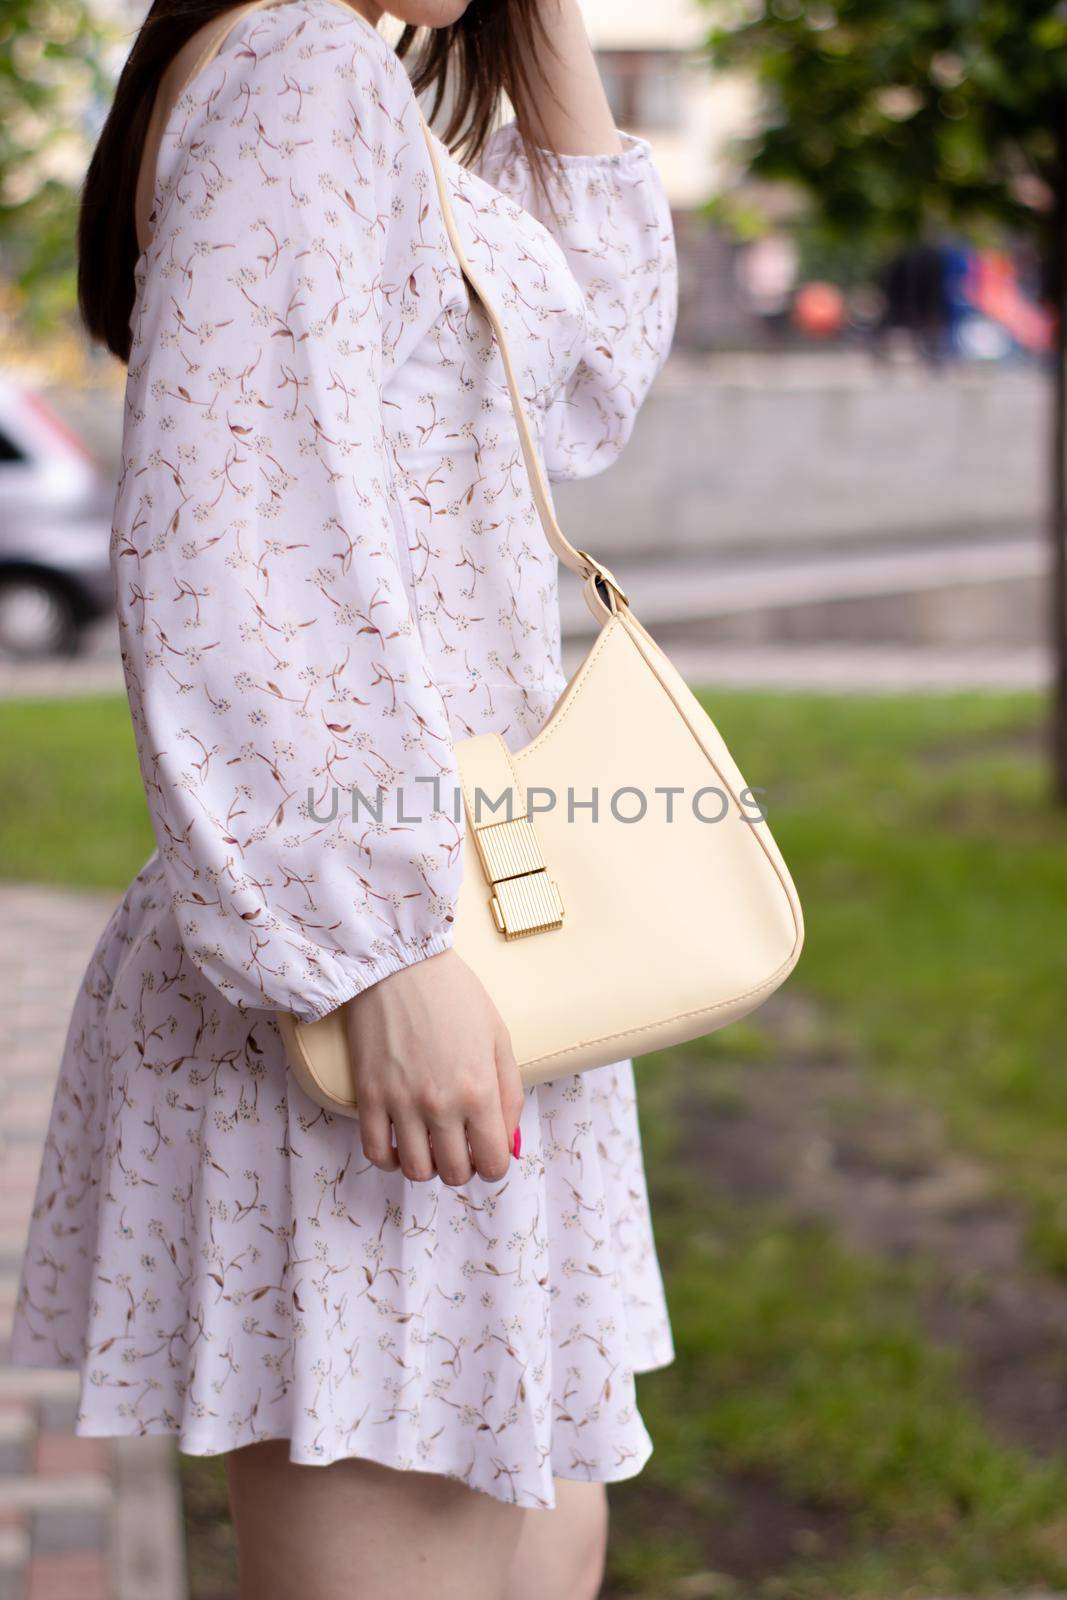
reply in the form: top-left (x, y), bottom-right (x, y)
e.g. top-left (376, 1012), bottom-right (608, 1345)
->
top-left (558, 536), bottom-right (1044, 633)
top-left (563, 642), bottom-right (1050, 692)
top-left (0, 885), bottom-right (186, 1600)
top-left (0, 553), bottom-right (1052, 703)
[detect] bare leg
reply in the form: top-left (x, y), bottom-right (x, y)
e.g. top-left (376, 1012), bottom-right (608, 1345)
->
top-left (506, 1479), bottom-right (609, 1600)
top-left (225, 1441), bottom-right (526, 1600)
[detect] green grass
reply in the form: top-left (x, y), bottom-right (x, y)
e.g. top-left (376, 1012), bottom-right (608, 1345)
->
top-left (0, 695), bottom-right (155, 886)
top-left (693, 689), bottom-right (1067, 1279)
top-left (610, 1053), bottom-right (1067, 1595)
top-left (4, 687), bottom-right (1067, 1594)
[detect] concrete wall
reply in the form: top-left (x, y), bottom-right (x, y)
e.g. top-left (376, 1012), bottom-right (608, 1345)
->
top-left (553, 357), bottom-right (1047, 558)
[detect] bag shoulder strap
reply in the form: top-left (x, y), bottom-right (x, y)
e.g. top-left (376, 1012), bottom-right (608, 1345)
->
top-left (135, 0), bottom-right (274, 254)
top-left (136, 0), bottom-right (628, 611)
top-left (415, 110), bottom-right (618, 595)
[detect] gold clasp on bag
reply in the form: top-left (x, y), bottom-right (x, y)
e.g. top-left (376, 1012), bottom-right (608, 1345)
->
top-left (471, 814), bottom-right (564, 939)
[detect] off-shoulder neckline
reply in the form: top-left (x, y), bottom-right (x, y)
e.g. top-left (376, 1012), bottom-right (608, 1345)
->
top-left (170, 0), bottom-right (398, 127)
top-left (134, 0), bottom-right (416, 267)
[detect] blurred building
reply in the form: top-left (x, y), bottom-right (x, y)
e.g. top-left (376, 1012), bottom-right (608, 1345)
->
top-left (583, 0), bottom-right (759, 347)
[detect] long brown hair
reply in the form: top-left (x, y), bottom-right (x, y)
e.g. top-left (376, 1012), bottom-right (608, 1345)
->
top-left (78, 0), bottom-right (564, 363)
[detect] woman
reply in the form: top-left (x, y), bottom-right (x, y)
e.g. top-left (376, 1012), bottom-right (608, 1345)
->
top-left (11, 0), bottom-right (678, 1593)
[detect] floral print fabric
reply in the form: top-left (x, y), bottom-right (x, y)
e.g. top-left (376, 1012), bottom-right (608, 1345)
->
top-left (11, 0), bottom-right (678, 1509)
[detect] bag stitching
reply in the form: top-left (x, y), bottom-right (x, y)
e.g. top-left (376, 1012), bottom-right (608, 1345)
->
top-left (521, 949), bottom-right (801, 1069)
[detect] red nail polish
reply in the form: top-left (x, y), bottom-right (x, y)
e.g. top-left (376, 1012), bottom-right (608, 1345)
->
top-left (512, 1126), bottom-right (522, 1159)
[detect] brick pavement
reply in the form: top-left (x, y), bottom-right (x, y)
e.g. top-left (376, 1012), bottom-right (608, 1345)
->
top-left (0, 885), bottom-right (186, 1600)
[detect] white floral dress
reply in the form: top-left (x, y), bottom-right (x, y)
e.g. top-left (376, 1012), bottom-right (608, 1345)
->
top-left (10, 0), bottom-right (678, 1510)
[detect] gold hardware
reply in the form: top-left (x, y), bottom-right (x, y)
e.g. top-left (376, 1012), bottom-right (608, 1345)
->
top-left (473, 814), bottom-right (543, 881)
top-left (472, 814), bottom-right (564, 939)
top-left (490, 871), bottom-right (565, 938)
top-left (575, 548), bottom-right (629, 610)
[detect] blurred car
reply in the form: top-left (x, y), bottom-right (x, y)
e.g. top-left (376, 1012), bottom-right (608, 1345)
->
top-left (0, 378), bottom-right (113, 658)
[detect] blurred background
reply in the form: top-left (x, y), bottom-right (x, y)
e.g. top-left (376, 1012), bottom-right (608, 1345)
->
top-left (1, 1), bottom-right (1066, 1597)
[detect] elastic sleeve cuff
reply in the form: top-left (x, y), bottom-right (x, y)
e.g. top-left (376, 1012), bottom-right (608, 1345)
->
top-left (543, 130), bottom-right (655, 170)
top-left (293, 926), bottom-right (457, 1023)
top-left (484, 120), bottom-right (654, 171)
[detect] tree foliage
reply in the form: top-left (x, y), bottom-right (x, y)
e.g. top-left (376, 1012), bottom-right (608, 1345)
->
top-left (705, 0), bottom-right (1067, 800)
top-left (0, 0), bottom-right (113, 332)
top-left (705, 0), bottom-right (1067, 250)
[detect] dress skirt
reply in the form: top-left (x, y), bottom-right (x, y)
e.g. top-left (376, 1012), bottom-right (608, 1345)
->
top-left (9, 854), bottom-right (675, 1511)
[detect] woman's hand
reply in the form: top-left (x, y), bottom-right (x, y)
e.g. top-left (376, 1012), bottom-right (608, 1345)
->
top-left (344, 948), bottom-right (524, 1187)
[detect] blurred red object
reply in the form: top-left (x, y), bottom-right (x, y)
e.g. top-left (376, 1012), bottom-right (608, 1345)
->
top-left (792, 281), bottom-right (845, 338)
top-left (964, 249), bottom-right (1053, 354)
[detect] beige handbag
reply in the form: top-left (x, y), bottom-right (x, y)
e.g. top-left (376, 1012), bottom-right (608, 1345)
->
top-left (274, 106), bottom-right (805, 1116)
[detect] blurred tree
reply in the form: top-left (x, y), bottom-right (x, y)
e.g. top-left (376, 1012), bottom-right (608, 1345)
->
top-left (0, 0), bottom-right (112, 336)
top-left (706, 0), bottom-right (1067, 800)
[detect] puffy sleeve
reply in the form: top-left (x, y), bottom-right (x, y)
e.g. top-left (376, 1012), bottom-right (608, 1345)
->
top-left (115, 8), bottom-right (463, 1022)
top-left (472, 121), bottom-right (678, 481)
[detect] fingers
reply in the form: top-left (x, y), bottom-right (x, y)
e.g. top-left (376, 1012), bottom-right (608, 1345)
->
top-left (358, 1026), bottom-right (525, 1188)
top-left (495, 1024), bottom-right (526, 1146)
top-left (358, 1102), bottom-right (399, 1172)
top-left (465, 1096), bottom-right (511, 1183)
top-left (465, 1030), bottom-right (523, 1183)
top-left (389, 1113), bottom-right (436, 1184)
top-left (427, 1121), bottom-right (475, 1188)
top-left (363, 1103), bottom-right (452, 1185)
